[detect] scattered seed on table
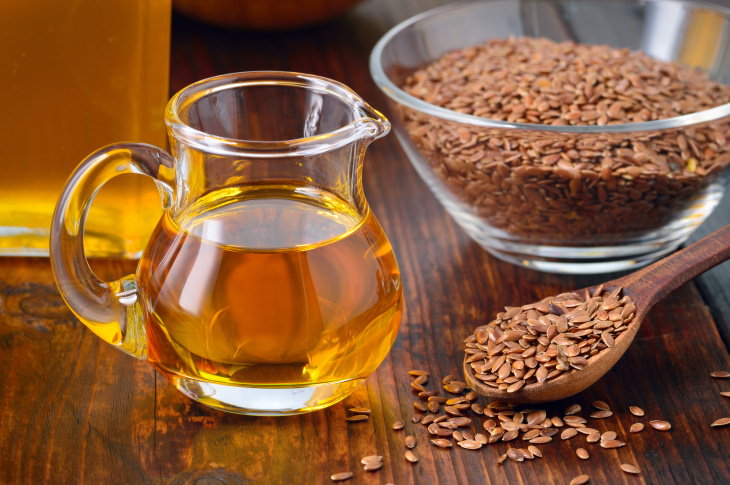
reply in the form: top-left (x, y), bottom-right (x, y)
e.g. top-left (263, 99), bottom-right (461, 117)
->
top-left (576, 448), bottom-right (590, 460)
top-left (405, 435), bottom-right (417, 448)
top-left (601, 431), bottom-right (617, 442)
top-left (348, 407), bottom-right (371, 414)
top-left (507, 448), bottom-right (524, 462)
top-left (565, 404), bottom-right (582, 415)
top-left (721, 392), bottom-right (730, 398)
top-left (330, 471), bottom-right (353, 481)
top-left (710, 371), bottom-right (730, 379)
top-left (592, 400), bottom-right (610, 411)
top-left (346, 415), bottom-right (369, 422)
top-left (361, 455), bottom-right (382, 465)
top-left (528, 445), bottom-right (543, 458)
top-left (561, 428), bottom-right (579, 440)
top-left (586, 432), bottom-right (601, 443)
top-left (497, 453), bottom-right (508, 464)
top-left (530, 436), bottom-right (553, 444)
top-left (431, 438), bottom-right (453, 448)
top-left (630, 423), bottom-right (644, 433)
top-left (409, 369), bottom-right (429, 377)
top-left (649, 420), bottom-right (672, 431)
top-left (620, 463), bottom-right (641, 475)
top-left (392, 420), bottom-right (405, 431)
top-left (710, 417), bottom-right (730, 427)
top-left (590, 410), bottom-right (613, 419)
top-left (570, 474), bottom-right (590, 485)
top-left (577, 427), bottom-right (599, 435)
top-left (629, 406), bottom-right (645, 417)
top-left (457, 440), bottom-right (483, 450)
top-left (405, 450), bottom-right (419, 463)
top-left (600, 440), bottom-right (626, 449)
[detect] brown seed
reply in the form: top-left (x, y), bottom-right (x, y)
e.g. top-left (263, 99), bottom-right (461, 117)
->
top-left (576, 448), bottom-right (590, 460)
top-left (502, 430), bottom-right (519, 442)
top-left (449, 416), bottom-right (472, 427)
top-left (600, 440), bottom-right (626, 449)
top-left (600, 431), bottom-right (617, 442)
top-left (405, 435), bottom-right (417, 449)
top-left (592, 400), bottom-right (610, 411)
top-left (529, 436), bottom-right (553, 444)
top-left (392, 420), bottom-right (404, 431)
top-left (649, 420), bottom-right (672, 431)
top-left (564, 415), bottom-right (587, 425)
top-left (620, 463), bottom-right (641, 475)
top-left (330, 472), bottom-right (353, 482)
top-left (710, 371), bottom-right (730, 379)
top-left (589, 410), bottom-right (613, 419)
top-left (431, 438), bottom-right (453, 448)
top-left (413, 401), bottom-right (428, 413)
top-left (346, 415), bottom-right (369, 422)
top-left (506, 448), bottom-right (524, 462)
top-left (409, 369), bottom-right (429, 377)
top-left (528, 445), bottom-right (543, 458)
top-left (443, 382), bottom-right (466, 394)
top-left (720, 392), bottom-right (730, 398)
top-left (710, 417), bottom-right (730, 427)
top-left (496, 453), bottom-right (508, 464)
top-left (522, 429), bottom-right (542, 440)
top-left (569, 474), bottom-right (590, 485)
top-left (564, 404), bottom-right (582, 415)
top-left (629, 406), bottom-right (645, 417)
top-left (457, 440), bottom-right (483, 450)
top-left (561, 428), bottom-right (578, 440)
top-left (577, 427), bottom-right (599, 435)
top-left (629, 422), bottom-right (644, 433)
top-left (586, 432), bottom-right (601, 443)
top-left (360, 455), bottom-right (383, 466)
top-left (413, 374), bottom-right (429, 386)
top-left (348, 407), bottom-right (371, 415)
top-left (404, 450), bottom-right (419, 463)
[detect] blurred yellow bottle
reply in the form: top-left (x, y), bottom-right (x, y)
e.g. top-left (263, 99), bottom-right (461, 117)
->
top-left (0, 0), bottom-right (170, 257)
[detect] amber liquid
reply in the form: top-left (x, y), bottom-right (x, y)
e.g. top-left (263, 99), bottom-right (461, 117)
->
top-left (0, 0), bottom-right (170, 257)
top-left (139, 184), bottom-right (402, 388)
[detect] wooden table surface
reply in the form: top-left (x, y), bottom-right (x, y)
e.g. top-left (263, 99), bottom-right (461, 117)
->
top-left (2, 1), bottom-right (730, 484)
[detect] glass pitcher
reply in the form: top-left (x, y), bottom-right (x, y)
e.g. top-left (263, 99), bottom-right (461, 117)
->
top-left (49, 72), bottom-right (403, 415)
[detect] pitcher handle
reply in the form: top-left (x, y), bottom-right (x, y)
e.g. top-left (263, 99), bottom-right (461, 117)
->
top-left (50, 143), bottom-right (174, 358)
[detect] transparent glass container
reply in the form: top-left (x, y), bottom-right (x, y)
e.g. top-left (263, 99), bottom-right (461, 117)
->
top-left (50, 72), bottom-right (403, 415)
top-left (370, 0), bottom-right (730, 273)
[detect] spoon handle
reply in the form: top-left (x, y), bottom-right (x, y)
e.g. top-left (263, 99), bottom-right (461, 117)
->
top-left (617, 224), bottom-right (730, 309)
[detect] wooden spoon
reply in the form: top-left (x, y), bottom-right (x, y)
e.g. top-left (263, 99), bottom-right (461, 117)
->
top-left (464, 224), bottom-right (730, 404)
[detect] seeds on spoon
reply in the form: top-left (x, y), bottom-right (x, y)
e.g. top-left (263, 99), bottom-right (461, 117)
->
top-left (464, 287), bottom-right (635, 388)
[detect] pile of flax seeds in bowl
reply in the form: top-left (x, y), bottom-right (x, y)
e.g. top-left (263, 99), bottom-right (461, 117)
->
top-left (400, 37), bottom-right (730, 242)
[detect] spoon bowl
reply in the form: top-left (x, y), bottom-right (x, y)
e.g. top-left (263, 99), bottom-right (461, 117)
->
top-left (465, 224), bottom-right (730, 404)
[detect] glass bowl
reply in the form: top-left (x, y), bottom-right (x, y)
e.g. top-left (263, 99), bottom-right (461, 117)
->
top-left (370, 0), bottom-right (730, 274)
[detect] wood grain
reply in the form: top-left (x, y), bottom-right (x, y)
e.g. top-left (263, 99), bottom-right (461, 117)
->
top-left (1, 1), bottom-right (729, 484)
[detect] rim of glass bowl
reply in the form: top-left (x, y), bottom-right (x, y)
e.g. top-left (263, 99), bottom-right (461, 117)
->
top-left (166, 71), bottom-right (388, 158)
top-left (369, 0), bottom-right (730, 134)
